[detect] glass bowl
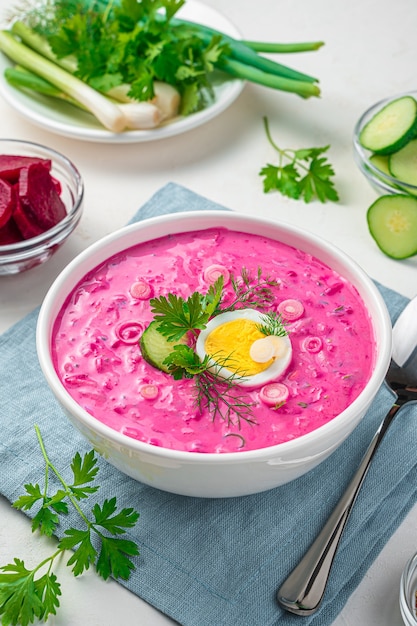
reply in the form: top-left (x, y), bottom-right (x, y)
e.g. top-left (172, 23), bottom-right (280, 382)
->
top-left (353, 91), bottom-right (417, 197)
top-left (0, 139), bottom-right (84, 275)
top-left (400, 552), bottom-right (417, 625)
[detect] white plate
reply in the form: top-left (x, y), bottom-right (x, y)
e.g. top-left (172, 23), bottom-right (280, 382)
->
top-left (0, 2), bottom-right (244, 143)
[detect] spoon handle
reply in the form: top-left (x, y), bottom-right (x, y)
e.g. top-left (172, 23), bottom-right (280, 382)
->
top-left (277, 402), bottom-right (401, 616)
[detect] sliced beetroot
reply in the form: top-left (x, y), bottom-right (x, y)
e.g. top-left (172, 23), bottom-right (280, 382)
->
top-left (0, 216), bottom-right (23, 244)
top-left (17, 162), bottom-right (66, 232)
top-left (0, 155), bottom-right (51, 184)
top-left (13, 198), bottom-right (45, 239)
top-left (0, 178), bottom-right (14, 228)
top-left (51, 175), bottom-right (62, 195)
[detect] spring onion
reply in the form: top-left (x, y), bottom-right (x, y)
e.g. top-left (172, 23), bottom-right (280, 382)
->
top-left (0, 30), bottom-right (126, 132)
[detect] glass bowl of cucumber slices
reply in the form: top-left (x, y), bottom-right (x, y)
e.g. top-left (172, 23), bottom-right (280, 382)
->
top-left (353, 91), bottom-right (417, 197)
top-left (353, 92), bottom-right (417, 260)
top-left (0, 139), bottom-right (84, 275)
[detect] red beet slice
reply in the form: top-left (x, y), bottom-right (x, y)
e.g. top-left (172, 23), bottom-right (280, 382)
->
top-left (0, 216), bottom-right (23, 244)
top-left (13, 198), bottom-right (44, 239)
top-left (0, 155), bottom-right (51, 184)
top-left (17, 162), bottom-right (67, 234)
top-left (0, 178), bottom-right (14, 228)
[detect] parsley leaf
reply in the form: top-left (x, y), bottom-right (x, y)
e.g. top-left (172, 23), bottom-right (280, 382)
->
top-left (260, 116), bottom-right (339, 203)
top-left (60, 528), bottom-right (97, 576)
top-left (0, 426), bottom-right (140, 626)
top-left (150, 276), bottom-right (223, 341)
top-left (164, 344), bottom-right (210, 379)
top-left (0, 558), bottom-right (60, 626)
top-left (96, 536), bottom-right (139, 581)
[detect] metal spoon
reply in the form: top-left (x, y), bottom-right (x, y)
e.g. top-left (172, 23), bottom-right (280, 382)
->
top-left (277, 294), bottom-right (417, 616)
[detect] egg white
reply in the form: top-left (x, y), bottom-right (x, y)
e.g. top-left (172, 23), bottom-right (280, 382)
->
top-left (195, 309), bottom-right (292, 388)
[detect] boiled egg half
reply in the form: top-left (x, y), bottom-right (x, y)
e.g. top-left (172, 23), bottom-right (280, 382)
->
top-left (195, 309), bottom-right (292, 388)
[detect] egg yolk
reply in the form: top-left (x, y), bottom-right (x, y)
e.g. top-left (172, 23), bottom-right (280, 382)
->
top-left (204, 318), bottom-right (273, 376)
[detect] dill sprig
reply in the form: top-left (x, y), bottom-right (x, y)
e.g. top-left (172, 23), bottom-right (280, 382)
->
top-left (163, 346), bottom-right (256, 429)
top-left (257, 311), bottom-right (288, 337)
top-left (194, 369), bottom-right (257, 429)
top-left (222, 267), bottom-right (279, 312)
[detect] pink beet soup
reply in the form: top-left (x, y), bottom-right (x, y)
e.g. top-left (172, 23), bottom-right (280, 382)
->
top-left (52, 227), bottom-right (375, 453)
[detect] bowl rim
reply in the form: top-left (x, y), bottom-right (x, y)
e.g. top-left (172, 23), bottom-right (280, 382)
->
top-left (36, 210), bottom-right (393, 464)
top-left (0, 138), bottom-right (84, 257)
top-left (400, 551), bottom-right (417, 624)
top-left (353, 90), bottom-right (417, 194)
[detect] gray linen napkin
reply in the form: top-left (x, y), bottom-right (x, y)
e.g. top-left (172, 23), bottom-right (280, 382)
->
top-left (0, 182), bottom-right (415, 626)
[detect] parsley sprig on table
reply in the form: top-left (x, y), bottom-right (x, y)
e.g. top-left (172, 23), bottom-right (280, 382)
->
top-left (0, 426), bottom-right (140, 626)
top-left (260, 116), bottom-right (339, 203)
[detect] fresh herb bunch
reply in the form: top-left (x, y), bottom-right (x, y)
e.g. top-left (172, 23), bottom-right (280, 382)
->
top-left (0, 426), bottom-right (140, 626)
top-left (260, 116), bottom-right (339, 203)
top-left (3, 0), bottom-right (323, 121)
top-left (20, 0), bottom-right (226, 114)
top-left (146, 267), bottom-right (280, 429)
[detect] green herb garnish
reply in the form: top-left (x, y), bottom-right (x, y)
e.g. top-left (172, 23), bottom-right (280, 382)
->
top-left (222, 267), bottom-right (280, 312)
top-left (149, 276), bottom-right (223, 341)
top-left (260, 116), bottom-right (339, 203)
top-left (0, 426), bottom-right (139, 626)
top-left (150, 267), bottom-right (278, 340)
top-left (163, 346), bottom-right (256, 428)
top-left (194, 367), bottom-right (257, 429)
top-left (144, 267), bottom-right (281, 432)
top-left (257, 311), bottom-right (287, 337)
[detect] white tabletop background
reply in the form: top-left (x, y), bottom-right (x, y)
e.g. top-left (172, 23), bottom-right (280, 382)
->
top-left (0, 0), bottom-right (416, 624)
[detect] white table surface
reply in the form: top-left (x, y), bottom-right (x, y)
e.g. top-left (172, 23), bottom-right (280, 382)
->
top-left (1, 0), bottom-right (416, 624)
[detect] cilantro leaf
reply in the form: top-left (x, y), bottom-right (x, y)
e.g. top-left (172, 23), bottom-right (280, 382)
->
top-left (260, 116), bottom-right (339, 203)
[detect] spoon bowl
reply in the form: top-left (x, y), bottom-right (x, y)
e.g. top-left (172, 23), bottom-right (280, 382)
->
top-left (277, 294), bottom-right (417, 616)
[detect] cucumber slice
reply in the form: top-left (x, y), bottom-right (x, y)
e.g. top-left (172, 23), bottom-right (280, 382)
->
top-left (367, 194), bottom-right (417, 259)
top-left (359, 96), bottom-right (417, 155)
top-left (369, 154), bottom-right (391, 176)
top-left (389, 138), bottom-right (417, 188)
top-left (140, 321), bottom-right (187, 372)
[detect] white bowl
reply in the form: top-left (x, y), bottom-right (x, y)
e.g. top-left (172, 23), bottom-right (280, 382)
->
top-left (400, 552), bottom-right (417, 625)
top-left (36, 212), bottom-right (392, 498)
